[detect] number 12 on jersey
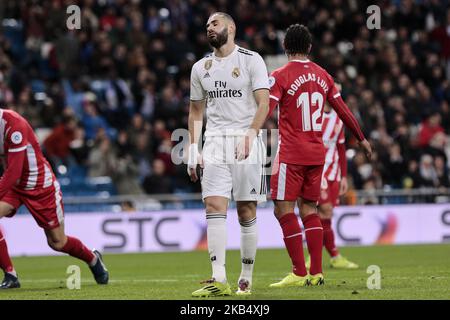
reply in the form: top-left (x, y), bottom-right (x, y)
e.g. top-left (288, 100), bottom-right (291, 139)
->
top-left (297, 92), bottom-right (324, 132)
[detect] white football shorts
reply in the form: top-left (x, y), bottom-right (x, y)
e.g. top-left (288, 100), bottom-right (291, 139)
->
top-left (201, 134), bottom-right (267, 202)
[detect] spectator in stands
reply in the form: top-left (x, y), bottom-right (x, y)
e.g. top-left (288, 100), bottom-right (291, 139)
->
top-left (403, 160), bottom-right (422, 189)
top-left (81, 93), bottom-right (114, 141)
top-left (143, 159), bottom-right (173, 195)
top-left (383, 143), bottom-right (406, 187)
top-left (419, 154), bottom-right (439, 188)
top-left (435, 156), bottom-right (450, 188)
top-left (0, 0), bottom-right (448, 198)
top-left (43, 113), bottom-right (78, 170)
top-left (69, 126), bottom-right (89, 166)
top-left (418, 112), bottom-right (445, 148)
top-left (112, 153), bottom-right (144, 195)
top-left (87, 130), bottom-right (117, 178)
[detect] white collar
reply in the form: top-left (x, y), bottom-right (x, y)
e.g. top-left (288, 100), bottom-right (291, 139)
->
top-left (291, 59), bottom-right (310, 63)
top-left (213, 45), bottom-right (238, 60)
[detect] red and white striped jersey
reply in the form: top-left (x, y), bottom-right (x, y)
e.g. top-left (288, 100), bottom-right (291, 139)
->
top-left (322, 109), bottom-right (345, 181)
top-left (0, 109), bottom-right (55, 193)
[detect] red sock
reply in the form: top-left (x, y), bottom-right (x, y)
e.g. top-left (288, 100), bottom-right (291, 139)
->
top-left (0, 230), bottom-right (14, 273)
top-left (321, 219), bottom-right (339, 258)
top-left (60, 236), bottom-right (95, 265)
top-left (278, 213), bottom-right (307, 277)
top-left (302, 214), bottom-right (323, 275)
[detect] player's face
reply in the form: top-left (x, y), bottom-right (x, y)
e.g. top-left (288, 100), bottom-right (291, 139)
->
top-left (206, 16), bottom-right (228, 48)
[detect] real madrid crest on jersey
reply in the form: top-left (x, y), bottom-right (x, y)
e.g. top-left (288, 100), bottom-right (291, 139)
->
top-left (232, 67), bottom-right (240, 78)
top-left (204, 59), bottom-right (212, 70)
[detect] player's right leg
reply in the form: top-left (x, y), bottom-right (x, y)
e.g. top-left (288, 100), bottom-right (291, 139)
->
top-left (192, 157), bottom-right (232, 297)
top-left (298, 199), bottom-right (324, 286)
top-left (269, 200), bottom-right (309, 288)
top-left (0, 197), bottom-right (22, 289)
top-left (269, 163), bottom-right (309, 288)
top-left (22, 181), bottom-right (108, 284)
top-left (44, 225), bottom-right (109, 284)
top-left (298, 165), bottom-right (325, 286)
top-left (191, 196), bottom-right (231, 297)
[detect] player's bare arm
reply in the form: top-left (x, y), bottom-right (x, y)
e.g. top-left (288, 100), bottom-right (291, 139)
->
top-left (236, 88), bottom-right (270, 161)
top-left (187, 99), bottom-right (206, 182)
top-left (358, 139), bottom-right (372, 160)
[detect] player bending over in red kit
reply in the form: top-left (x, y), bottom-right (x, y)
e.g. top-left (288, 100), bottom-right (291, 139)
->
top-left (0, 109), bottom-right (108, 289)
top-left (267, 24), bottom-right (371, 287)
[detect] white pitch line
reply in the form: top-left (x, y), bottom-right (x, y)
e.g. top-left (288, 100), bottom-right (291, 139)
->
top-left (18, 279), bottom-right (178, 283)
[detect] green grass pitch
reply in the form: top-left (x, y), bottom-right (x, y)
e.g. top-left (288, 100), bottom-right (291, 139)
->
top-left (1, 244), bottom-right (449, 300)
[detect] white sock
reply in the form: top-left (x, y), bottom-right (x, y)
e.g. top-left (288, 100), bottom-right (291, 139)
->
top-left (206, 213), bottom-right (227, 284)
top-left (7, 270), bottom-right (17, 278)
top-left (239, 217), bottom-right (258, 287)
top-left (89, 255), bottom-right (98, 267)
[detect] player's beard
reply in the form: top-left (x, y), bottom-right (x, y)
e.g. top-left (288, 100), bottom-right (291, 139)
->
top-left (208, 28), bottom-right (228, 48)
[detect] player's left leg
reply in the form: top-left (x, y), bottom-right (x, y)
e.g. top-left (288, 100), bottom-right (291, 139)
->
top-left (0, 196), bottom-right (22, 289)
top-left (298, 165), bottom-right (325, 286)
top-left (23, 181), bottom-right (109, 284)
top-left (0, 227), bottom-right (20, 289)
top-left (319, 203), bottom-right (358, 269)
top-left (232, 135), bottom-right (266, 295)
top-left (298, 199), bottom-right (324, 286)
top-left (44, 225), bottom-right (109, 284)
top-left (319, 202), bottom-right (340, 258)
top-left (236, 201), bottom-right (257, 295)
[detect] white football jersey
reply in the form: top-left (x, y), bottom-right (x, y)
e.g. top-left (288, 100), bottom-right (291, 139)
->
top-left (190, 45), bottom-right (269, 135)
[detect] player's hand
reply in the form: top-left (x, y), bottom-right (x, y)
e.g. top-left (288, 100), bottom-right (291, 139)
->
top-left (187, 143), bottom-right (203, 182)
top-left (339, 176), bottom-right (348, 196)
top-left (359, 139), bottom-right (372, 160)
top-left (235, 129), bottom-right (257, 161)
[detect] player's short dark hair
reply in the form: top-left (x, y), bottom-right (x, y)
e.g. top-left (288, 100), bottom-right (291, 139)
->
top-left (209, 12), bottom-right (235, 26)
top-left (283, 24), bottom-right (312, 55)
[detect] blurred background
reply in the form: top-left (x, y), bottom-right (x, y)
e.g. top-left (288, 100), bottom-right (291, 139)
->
top-left (0, 0), bottom-right (449, 213)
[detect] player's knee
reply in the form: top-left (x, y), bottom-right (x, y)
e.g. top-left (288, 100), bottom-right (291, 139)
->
top-left (273, 201), bottom-right (295, 220)
top-left (300, 201), bottom-right (318, 219)
top-left (47, 237), bottom-right (66, 251)
top-left (0, 202), bottom-right (15, 218)
top-left (205, 198), bottom-right (227, 213)
top-left (319, 204), bottom-right (333, 219)
top-left (273, 208), bottom-right (283, 220)
top-left (237, 202), bottom-right (256, 222)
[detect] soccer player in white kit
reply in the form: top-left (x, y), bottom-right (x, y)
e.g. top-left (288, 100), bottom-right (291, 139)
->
top-left (187, 12), bottom-right (270, 297)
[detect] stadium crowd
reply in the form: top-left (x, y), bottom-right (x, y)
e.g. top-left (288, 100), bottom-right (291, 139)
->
top-left (0, 0), bottom-right (449, 201)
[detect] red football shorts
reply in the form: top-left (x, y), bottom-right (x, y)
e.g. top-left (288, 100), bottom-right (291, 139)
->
top-left (1, 181), bottom-right (65, 230)
top-left (319, 178), bottom-right (340, 207)
top-left (270, 162), bottom-right (323, 202)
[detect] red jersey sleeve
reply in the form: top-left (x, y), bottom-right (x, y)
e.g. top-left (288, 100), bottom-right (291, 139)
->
top-left (0, 122), bottom-right (28, 199)
top-left (325, 74), bottom-right (365, 142)
top-left (267, 70), bottom-right (285, 118)
top-left (5, 121), bottom-right (29, 153)
top-left (337, 142), bottom-right (347, 177)
top-left (338, 126), bottom-right (345, 144)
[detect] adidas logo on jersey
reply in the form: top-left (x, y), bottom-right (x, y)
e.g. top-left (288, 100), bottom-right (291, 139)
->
top-left (204, 72), bottom-right (210, 78)
top-left (250, 188), bottom-right (257, 195)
